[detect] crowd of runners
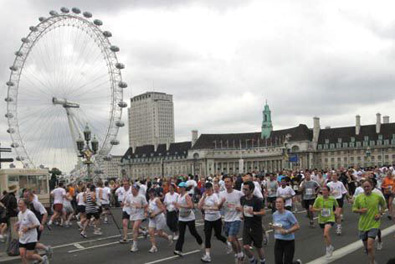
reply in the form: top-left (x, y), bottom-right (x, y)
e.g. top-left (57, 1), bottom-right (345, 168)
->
top-left (1, 166), bottom-right (395, 264)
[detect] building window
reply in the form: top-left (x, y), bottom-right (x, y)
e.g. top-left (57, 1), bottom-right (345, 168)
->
top-left (336, 143), bottom-right (341, 148)
top-left (351, 137), bottom-right (355, 142)
top-left (330, 144), bottom-right (335, 149)
top-left (378, 135), bottom-right (383, 140)
top-left (364, 136), bottom-right (369, 141)
top-left (338, 138), bottom-right (342, 143)
top-left (343, 142), bottom-right (348, 148)
top-left (350, 157), bottom-right (354, 161)
top-left (318, 144), bottom-right (322, 150)
top-left (370, 140), bottom-right (375, 146)
top-left (331, 158), bottom-right (334, 162)
top-left (384, 140), bottom-right (389, 145)
top-left (350, 142), bottom-right (355, 148)
top-left (325, 139), bottom-right (329, 144)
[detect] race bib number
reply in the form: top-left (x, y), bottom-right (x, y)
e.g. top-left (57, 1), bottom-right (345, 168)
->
top-left (243, 205), bottom-right (253, 217)
top-left (305, 188), bottom-right (313, 196)
top-left (293, 185), bottom-right (298, 191)
top-left (332, 190), bottom-right (339, 197)
top-left (226, 202), bottom-right (236, 212)
top-left (321, 208), bottom-right (331, 218)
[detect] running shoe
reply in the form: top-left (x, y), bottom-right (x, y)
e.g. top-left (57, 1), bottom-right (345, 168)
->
top-left (41, 255), bottom-right (49, 264)
top-left (326, 245), bottom-right (334, 258)
top-left (80, 232), bottom-right (87, 238)
top-left (336, 226), bottom-right (342, 235)
top-left (93, 230), bottom-right (103, 235)
top-left (173, 235), bottom-right (179, 241)
top-left (130, 244), bottom-right (138, 252)
top-left (226, 242), bottom-right (233, 254)
top-left (168, 235), bottom-right (173, 246)
top-left (45, 246), bottom-right (53, 259)
top-left (263, 232), bottom-right (269, 245)
top-left (119, 239), bottom-right (128, 244)
top-left (148, 246), bottom-right (158, 253)
top-left (377, 242), bottom-right (383, 251)
top-left (174, 250), bottom-right (183, 257)
top-left (201, 254), bottom-right (211, 263)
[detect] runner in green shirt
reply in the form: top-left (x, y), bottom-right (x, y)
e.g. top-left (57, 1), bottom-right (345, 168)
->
top-left (352, 179), bottom-right (386, 264)
top-left (311, 185), bottom-right (339, 258)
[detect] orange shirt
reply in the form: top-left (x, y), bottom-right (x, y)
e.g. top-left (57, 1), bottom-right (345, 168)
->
top-left (382, 177), bottom-right (394, 194)
top-left (68, 187), bottom-right (75, 197)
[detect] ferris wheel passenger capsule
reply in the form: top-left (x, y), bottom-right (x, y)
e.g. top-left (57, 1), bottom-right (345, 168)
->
top-left (83, 12), bottom-right (92, 18)
top-left (72, 7), bottom-right (81, 14)
top-left (49, 10), bottom-right (58, 16)
top-left (5, 113), bottom-right (14, 118)
top-left (38, 17), bottom-right (46, 22)
top-left (110, 46), bottom-right (119, 52)
top-left (118, 101), bottom-right (127, 108)
top-left (11, 143), bottom-right (19, 148)
top-left (93, 19), bottom-right (103, 26)
top-left (29, 26), bottom-right (38, 32)
top-left (110, 139), bottom-right (120, 145)
top-left (7, 128), bottom-right (15, 134)
top-left (103, 31), bottom-right (112, 38)
top-left (9, 66), bottom-right (18, 71)
top-left (115, 63), bottom-right (125, 69)
top-left (119, 82), bottom-right (127, 88)
top-left (16, 156), bottom-right (24, 161)
top-left (15, 51), bottom-right (23, 57)
top-left (115, 121), bottom-right (125, 127)
top-left (6, 81), bottom-right (14, 86)
top-left (60, 7), bottom-right (69, 13)
top-left (21, 37), bottom-right (30, 43)
top-left (4, 97), bottom-right (13, 102)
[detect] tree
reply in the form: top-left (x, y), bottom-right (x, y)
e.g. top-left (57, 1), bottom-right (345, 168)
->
top-left (49, 167), bottom-right (61, 190)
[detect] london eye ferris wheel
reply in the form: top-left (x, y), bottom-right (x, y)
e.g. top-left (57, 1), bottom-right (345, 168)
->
top-left (5, 7), bottom-right (127, 174)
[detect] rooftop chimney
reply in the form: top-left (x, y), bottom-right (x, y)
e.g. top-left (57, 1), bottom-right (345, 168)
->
top-left (383, 115), bottom-right (390, 124)
top-left (376, 113), bottom-right (381, 134)
top-left (191, 130), bottom-right (198, 146)
top-left (313, 117), bottom-right (320, 142)
top-left (356, 115), bottom-right (361, 135)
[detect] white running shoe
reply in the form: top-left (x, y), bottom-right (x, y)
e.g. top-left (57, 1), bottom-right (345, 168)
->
top-left (226, 242), bottom-right (233, 254)
top-left (201, 254), bottom-right (211, 263)
top-left (377, 242), bottom-right (383, 251)
top-left (173, 235), bottom-right (179, 241)
top-left (168, 235), bottom-right (173, 246)
top-left (149, 246), bottom-right (158, 253)
top-left (130, 243), bottom-right (138, 252)
top-left (326, 245), bottom-right (334, 258)
top-left (174, 250), bottom-right (183, 257)
top-left (336, 226), bottom-right (342, 235)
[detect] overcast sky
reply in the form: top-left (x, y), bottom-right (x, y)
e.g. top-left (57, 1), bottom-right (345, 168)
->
top-left (1, 0), bottom-right (395, 165)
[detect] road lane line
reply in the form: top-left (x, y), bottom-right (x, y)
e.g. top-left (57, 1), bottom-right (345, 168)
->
top-left (144, 249), bottom-right (201, 264)
top-left (306, 224), bottom-right (395, 264)
top-left (73, 243), bottom-right (85, 249)
top-left (68, 241), bottom-right (120, 253)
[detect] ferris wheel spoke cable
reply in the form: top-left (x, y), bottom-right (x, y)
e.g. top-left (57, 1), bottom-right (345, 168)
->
top-left (67, 74), bottom-right (110, 100)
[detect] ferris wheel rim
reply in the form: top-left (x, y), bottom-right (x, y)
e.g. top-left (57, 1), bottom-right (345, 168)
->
top-left (5, 7), bottom-right (127, 170)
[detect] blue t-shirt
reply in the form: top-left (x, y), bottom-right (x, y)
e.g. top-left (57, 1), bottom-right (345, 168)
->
top-left (272, 210), bottom-right (298, 240)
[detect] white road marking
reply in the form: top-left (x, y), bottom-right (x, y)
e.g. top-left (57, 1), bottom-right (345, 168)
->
top-left (68, 241), bottom-right (120, 253)
top-left (144, 249), bottom-right (201, 264)
top-left (306, 224), bottom-right (395, 264)
top-left (73, 243), bottom-right (85, 249)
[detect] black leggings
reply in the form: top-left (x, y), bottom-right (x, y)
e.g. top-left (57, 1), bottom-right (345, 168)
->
top-left (274, 239), bottom-right (298, 264)
top-left (204, 219), bottom-right (227, 248)
top-left (166, 211), bottom-right (178, 232)
top-left (175, 220), bottom-right (203, 251)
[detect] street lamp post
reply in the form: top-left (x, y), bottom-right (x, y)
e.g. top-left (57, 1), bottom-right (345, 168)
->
top-left (127, 155), bottom-right (132, 179)
top-left (76, 123), bottom-right (99, 182)
top-left (365, 146), bottom-right (371, 168)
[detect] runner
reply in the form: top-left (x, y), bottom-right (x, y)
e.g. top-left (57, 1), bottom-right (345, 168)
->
top-left (271, 197), bottom-right (302, 264)
top-left (327, 171), bottom-right (350, 235)
top-left (276, 178), bottom-right (296, 211)
top-left (63, 188), bottom-right (74, 227)
top-left (48, 182), bottom-right (66, 227)
top-left (81, 185), bottom-right (102, 238)
top-left (16, 199), bottom-right (49, 264)
top-left (299, 171), bottom-right (320, 227)
top-left (198, 182), bottom-right (227, 263)
top-left (100, 181), bottom-right (112, 224)
top-left (126, 184), bottom-right (148, 252)
top-left (25, 190), bottom-right (53, 259)
top-left (163, 183), bottom-right (179, 240)
top-left (146, 188), bottom-right (173, 253)
top-left (218, 175), bottom-right (245, 264)
top-left (76, 185), bottom-right (87, 231)
top-left (266, 173), bottom-right (278, 213)
top-left (240, 181), bottom-right (266, 264)
top-left (381, 171), bottom-right (394, 220)
top-left (174, 181), bottom-right (203, 257)
top-left (311, 185), bottom-right (339, 258)
top-left (117, 179), bottom-right (132, 243)
top-left (352, 179), bottom-right (386, 264)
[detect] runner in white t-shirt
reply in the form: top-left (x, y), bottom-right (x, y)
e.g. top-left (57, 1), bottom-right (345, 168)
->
top-left (48, 182), bottom-right (66, 226)
top-left (218, 175), bottom-right (244, 264)
top-left (118, 180), bottom-right (132, 244)
top-left (163, 183), bottom-right (180, 239)
top-left (327, 171), bottom-right (351, 235)
top-left (276, 178), bottom-right (296, 211)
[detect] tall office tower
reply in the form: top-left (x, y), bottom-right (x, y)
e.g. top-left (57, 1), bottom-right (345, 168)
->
top-left (128, 92), bottom-right (175, 149)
